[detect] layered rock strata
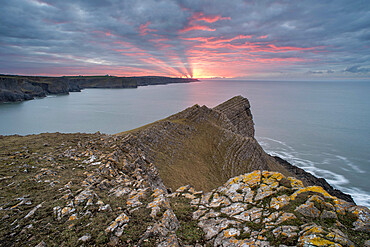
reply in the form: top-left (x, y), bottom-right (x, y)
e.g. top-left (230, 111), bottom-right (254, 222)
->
top-left (118, 96), bottom-right (354, 203)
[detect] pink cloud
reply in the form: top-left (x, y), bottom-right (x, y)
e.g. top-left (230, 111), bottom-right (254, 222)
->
top-left (192, 12), bottom-right (231, 23)
top-left (139, 21), bottom-right (158, 36)
top-left (180, 25), bottom-right (216, 33)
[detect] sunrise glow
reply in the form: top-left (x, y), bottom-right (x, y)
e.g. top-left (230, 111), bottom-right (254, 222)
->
top-left (1, 1), bottom-right (369, 79)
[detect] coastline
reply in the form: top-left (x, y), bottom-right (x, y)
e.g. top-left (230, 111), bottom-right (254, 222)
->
top-left (0, 75), bottom-right (198, 103)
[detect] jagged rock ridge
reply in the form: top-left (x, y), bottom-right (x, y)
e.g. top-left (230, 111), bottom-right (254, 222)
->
top-left (118, 96), bottom-right (354, 203)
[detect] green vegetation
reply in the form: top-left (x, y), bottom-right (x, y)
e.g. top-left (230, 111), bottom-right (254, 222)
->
top-left (170, 197), bottom-right (206, 245)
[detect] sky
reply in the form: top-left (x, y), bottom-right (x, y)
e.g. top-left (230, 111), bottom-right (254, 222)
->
top-left (0, 0), bottom-right (369, 79)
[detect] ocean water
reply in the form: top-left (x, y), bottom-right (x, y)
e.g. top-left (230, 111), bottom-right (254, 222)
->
top-left (1, 79), bottom-right (369, 206)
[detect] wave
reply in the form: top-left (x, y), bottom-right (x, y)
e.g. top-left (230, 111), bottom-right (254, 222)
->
top-left (335, 155), bottom-right (365, 174)
top-left (257, 136), bottom-right (370, 207)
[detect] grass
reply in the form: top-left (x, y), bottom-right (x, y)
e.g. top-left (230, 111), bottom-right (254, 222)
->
top-left (170, 197), bottom-right (206, 245)
top-left (0, 133), bottom-right (129, 246)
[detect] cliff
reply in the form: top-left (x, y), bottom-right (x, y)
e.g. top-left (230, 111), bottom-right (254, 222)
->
top-left (0, 96), bottom-right (368, 246)
top-left (117, 96), bottom-right (354, 203)
top-left (0, 75), bottom-right (197, 103)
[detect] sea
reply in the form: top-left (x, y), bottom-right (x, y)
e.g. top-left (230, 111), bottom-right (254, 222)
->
top-left (1, 79), bottom-right (369, 207)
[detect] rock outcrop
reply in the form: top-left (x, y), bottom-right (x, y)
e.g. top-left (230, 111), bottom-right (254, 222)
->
top-left (0, 132), bottom-right (368, 246)
top-left (0, 75), bottom-right (198, 103)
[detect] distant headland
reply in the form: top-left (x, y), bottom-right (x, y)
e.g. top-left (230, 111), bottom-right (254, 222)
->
top-left (0, 74), bottom-right (198, 103)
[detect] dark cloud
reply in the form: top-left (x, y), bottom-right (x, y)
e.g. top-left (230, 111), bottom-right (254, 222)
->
top-left (0, 0), bottom-right (369, 78)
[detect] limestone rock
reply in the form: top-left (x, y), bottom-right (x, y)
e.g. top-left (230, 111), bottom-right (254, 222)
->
top-left (78, 234), bottom-right (91, 242)
top-left (295, 201), bottom-right (321, 218)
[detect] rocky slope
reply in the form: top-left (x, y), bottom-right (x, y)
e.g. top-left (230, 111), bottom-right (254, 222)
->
top-left (0, 133), bottom-right (368, 246)
top-left (0, 96), bottom-right (368, 246)
top-left (0, 75), bottom-right (197, 103)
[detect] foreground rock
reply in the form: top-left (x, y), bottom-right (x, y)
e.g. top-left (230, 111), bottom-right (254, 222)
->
top-left (0, 133), bottom-right (368, 246)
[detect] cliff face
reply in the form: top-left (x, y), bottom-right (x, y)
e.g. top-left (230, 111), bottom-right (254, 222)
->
top-left (0, 132), bottom-right (368, 246)
top-left (117, 96), bottom-right (282, 192)
top-left (0, 75), bottom-right (197, 103)
top-left (116, 96), bottom-right (354, 204)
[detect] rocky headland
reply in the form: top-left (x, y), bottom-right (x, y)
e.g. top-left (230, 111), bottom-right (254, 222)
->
top-left (0, 75), bottom-right (198, 103)
top-left (0, 96), bottom-right (368, 246)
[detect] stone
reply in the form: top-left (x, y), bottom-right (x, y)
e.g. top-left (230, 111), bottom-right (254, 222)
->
top-left (326, 231), bottom-right (354, 247)
top-left (35, 241), bottom-right (47, 247)
top-left (198, 218), bottom-right (238, 240)
top-left (220, 203), bottom-right (246, 216)
top-left (199, 210), bottom-right (221, 221)
top-left (160, 209), bottom-right (179, 232)
top-left (111, 186), bottom-right (131, 197)
top-left (61, 207), bottom-right (75, 218)
top-left (273, 225), bottom-right (299, 238)
top-left (295, 202), bottom-right (320, 218)
top-left (264, 211), bottom-right (281, 223)
top-left (192, 209), bottom-right (207, 220)
top-left (99, 204), bottom-right (112, 211)
top-left (255, 183), bottom-right (275, 201)
top-left (75, 189), bottom-right (94, 205)
top-left (24, 203), bottom-right (43, 219)
top-left (209, 193), bottom-right (231, 208)
top-left (148, 194), bottom-right (171, 218)
top-left (350, 206), bottom-right (370, 232)
top-left (320, 210), bottom-right (337, 219)
top-left (158, 233), bottom-right (179, 247)
top-left (176, 185), bottom-right (191, 193)
top-left (297, 235), bottom-right (340, 247)
top-left (275, 212), bottom-right (297, 225)
top-left (234, 207), bottom-right (262, 222)
top-left (68, 214), bottom-right (77, 221)
top-left (78, 234), bottom-right (91, 242)
top-left (299, 224), bottom-right (326, 236)
top-left (127, 189), bottom-right (147, 208)
top-left (287, 177), bottom-right (304, 189)
top-left (115, 226), bottom-right (126, 237)
top-left (270, 195), bottom-right (290, 210)
top-left (105, 212), bottom-right (129, 233)
top-left (223, 228), bottom-right (240, 238)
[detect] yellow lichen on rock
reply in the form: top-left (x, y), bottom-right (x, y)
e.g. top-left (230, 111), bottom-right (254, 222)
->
top-left (270, 194), bottom-right (290, 209)
top-left (242, 170), bottom-right (261, 187)
top-left (290, 186), bottom-right (333, 200)
top-left (287, 176), bottom-right (305, 188)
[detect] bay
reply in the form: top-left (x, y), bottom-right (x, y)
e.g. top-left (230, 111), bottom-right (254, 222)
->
top-left (1, 79), bottom-right (369, 206)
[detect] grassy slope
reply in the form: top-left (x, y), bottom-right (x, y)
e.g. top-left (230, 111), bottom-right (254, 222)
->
top-left (117, 111), bottom-right (293, 193)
